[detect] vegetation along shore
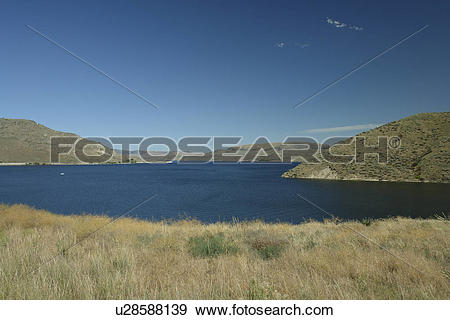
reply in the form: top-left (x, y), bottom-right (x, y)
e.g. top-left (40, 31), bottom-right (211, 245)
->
top-left (0, 204), bottom-right (448, 299)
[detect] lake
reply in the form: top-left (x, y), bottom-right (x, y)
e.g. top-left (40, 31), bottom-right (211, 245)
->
top-left (0, 163), bottom-right (448, 224)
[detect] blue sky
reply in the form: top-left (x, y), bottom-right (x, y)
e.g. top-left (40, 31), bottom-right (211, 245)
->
top-left (1, 0), bottom-right (449, 144)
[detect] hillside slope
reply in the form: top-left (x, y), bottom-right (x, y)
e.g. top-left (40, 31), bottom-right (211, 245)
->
top-left (0, 118), bottom-right (115, 164)
top-left (282, 112), bottom-right (450, 183)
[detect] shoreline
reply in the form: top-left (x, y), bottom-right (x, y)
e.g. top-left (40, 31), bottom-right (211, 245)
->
top-left (281, 173), bottom-right (449, 184)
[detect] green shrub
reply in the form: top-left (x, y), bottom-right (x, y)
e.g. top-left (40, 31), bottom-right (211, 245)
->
top-left (246, 231), bottom-right (288, 260)
top-left (187, 232), bottom-right (239, 258)
top-left (251, 239), bottom-right (286, 260)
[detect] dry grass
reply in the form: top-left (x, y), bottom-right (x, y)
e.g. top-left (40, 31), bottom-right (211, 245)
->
top-left (0, 204), bottom-right (448, 299)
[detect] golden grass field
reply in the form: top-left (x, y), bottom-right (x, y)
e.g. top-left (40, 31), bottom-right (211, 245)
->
top-left (0, 204), bottom-right (448, 299)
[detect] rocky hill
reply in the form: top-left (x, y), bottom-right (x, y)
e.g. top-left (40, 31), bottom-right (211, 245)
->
top-left (282, 112), bottom-right (449, 183)
top-left (0, 118), bottom-right (117, 164)
top-left (177, 141), bottom-right (330, 162)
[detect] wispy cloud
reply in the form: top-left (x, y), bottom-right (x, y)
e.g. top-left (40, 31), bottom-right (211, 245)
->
top-left (304, 123), bottom-right (381, 133)
top-left (326, 18), bottom-right (363, 31)
top-left (349, 25), bottom-right (364, 31)
top-left (276, 41), bottom-right (310, 49)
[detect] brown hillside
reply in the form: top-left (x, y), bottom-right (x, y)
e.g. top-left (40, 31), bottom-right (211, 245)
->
top-left (0, 118), bottom-right (115, 164)
top-left (282, 112), bottom-right (450, 183)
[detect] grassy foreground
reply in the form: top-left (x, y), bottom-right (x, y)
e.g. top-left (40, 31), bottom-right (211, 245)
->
top-left (0, 204), bottom-right (448, 299)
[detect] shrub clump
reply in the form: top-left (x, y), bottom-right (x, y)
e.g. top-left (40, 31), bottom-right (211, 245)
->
top-left (187, 232), bottom-right (239, 258)
top-left (360, 218), bottom-right (373, 226)
top-left (246, 231), bottom-right (288, 260)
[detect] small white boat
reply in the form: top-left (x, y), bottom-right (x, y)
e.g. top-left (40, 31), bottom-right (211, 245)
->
top-left (60, 172), bottom-right (65, 176)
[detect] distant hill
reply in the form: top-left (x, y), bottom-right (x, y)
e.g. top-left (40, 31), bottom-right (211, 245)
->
top-left (176, 141), bottom-right (331, 162)
top-left (0, 119), bottom-right (117, 164)
top-left (282, 112), bottom-right (450, 183)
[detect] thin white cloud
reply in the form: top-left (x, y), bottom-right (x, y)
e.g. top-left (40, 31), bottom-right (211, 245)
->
top-left (278, 42), bottom-right (310, 49)
top-left (304, 123), bottom-right (380, 133)
top-left (349, 25), bottom-right (363, 31)
top-left (326, 17), bottom-right (363, 31)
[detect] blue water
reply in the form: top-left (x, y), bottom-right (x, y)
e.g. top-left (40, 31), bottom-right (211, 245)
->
top-left (0, 163), bottom-right (448, 223)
